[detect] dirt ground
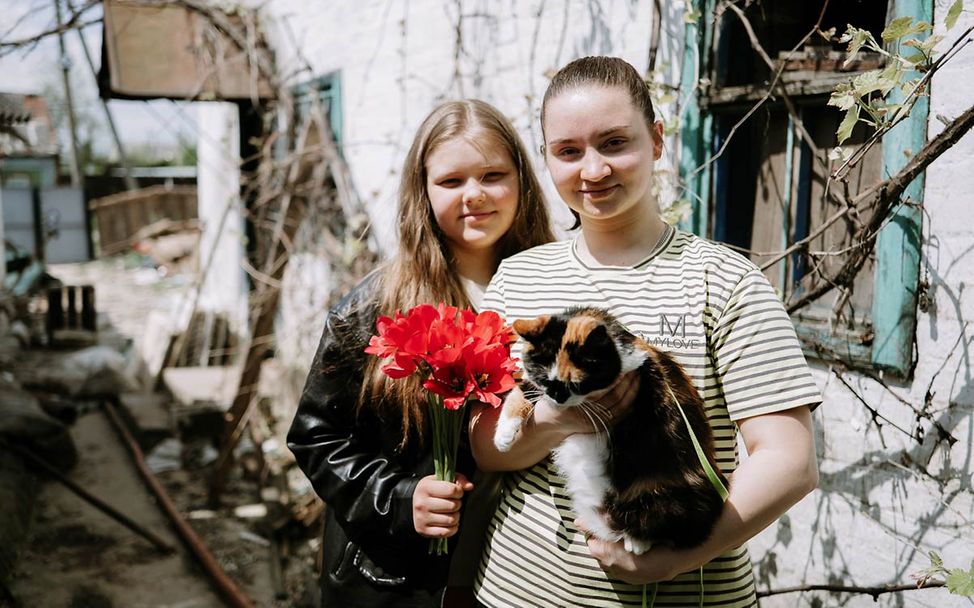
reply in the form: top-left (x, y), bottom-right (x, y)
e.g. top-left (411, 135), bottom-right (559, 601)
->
top-left (3, 257), bottom-right (320, 608)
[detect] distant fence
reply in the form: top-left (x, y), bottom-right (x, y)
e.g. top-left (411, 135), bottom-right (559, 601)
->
top-left (89, 185), bottom-right (197, 255)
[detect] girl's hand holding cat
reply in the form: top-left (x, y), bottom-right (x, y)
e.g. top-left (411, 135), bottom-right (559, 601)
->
top-left (575, 518), bottom-right (691, 585)
top-left (412, 473), bottom-right (475, 539)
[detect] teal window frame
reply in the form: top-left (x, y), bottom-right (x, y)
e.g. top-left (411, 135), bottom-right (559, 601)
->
top-left (291, 72), bottom-right (343, 151)
top-left (678, 0), bottom-right (929, 378)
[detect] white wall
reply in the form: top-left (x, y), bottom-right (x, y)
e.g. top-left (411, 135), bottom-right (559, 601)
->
top-left (265, 0), bottom-right (658, 251)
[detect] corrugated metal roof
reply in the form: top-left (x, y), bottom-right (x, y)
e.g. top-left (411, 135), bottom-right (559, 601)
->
top-left (0, 93), bottom-right (32, 126)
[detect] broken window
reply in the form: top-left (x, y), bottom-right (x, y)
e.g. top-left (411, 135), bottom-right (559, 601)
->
top-left (697, 0), bottom-right (895, 365)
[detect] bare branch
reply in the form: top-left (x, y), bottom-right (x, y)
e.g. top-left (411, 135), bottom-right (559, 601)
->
top-left (0, 0), bottom-right (101, 57)
top-left (759, 206), bottom-right (851, 269)
top-left (786, 101), bottom-right (974, 313)
top-left (758, 579), bottom-right (945, 600)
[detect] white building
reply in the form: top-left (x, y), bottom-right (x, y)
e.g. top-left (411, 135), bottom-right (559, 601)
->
top-left (196, 2), bottom-right (974, 606)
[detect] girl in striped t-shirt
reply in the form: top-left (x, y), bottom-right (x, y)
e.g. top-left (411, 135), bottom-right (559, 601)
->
top-left (469, 56), bottom-right (821, 607)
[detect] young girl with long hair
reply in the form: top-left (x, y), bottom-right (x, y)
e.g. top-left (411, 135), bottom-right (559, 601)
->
top-left (470, 56), bottom-right (820, 607)
top-left (287, 99), bottom-right (555, 607)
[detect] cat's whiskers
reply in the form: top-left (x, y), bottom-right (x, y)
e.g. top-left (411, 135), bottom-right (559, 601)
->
top-left (576, 403), bottom-right (601, 434)
top-left (577, 400), bottom-right (612, 437)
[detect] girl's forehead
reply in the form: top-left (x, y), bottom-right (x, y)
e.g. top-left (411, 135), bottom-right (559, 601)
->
top-left (547, 86), bottom-right (635, 117)
top-left (543, 86), bottom-right (639, 137)
top-left (428, 133), bottom-right (513, 166)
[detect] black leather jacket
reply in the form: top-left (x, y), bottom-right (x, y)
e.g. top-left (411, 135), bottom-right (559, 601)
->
top-left (287, 274), bottom-right (475, 608)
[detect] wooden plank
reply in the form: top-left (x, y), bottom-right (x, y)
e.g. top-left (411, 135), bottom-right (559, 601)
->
top-left (750, 111), bottom-right (790, 289)
top-left (813, 113), bottom-right (881, 315)
top-left (211, 315), bottom-right (229, 366)
top-left (870, 0), bottom-right (932, 377)
top-left (198, 311), bottom-right (215, 367)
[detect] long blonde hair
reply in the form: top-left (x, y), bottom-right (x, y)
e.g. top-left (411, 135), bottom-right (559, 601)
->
top-left (361, 99), bottom-right (554, 447)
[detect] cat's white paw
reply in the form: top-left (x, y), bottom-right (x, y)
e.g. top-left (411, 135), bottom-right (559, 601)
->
top-left (494, 416), bottom-right (521, 452)
top-left (623, 535), bottom-right (653, 556)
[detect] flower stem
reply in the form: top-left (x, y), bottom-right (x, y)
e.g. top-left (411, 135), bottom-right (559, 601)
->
top-left (427, 394), bottom-right (468, 555)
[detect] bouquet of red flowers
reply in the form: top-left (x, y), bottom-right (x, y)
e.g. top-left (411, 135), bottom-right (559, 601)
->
top-left (364, 303), bottom-right (518, 555)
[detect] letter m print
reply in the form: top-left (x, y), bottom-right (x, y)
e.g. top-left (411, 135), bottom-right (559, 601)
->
top-left (659, 314), bottom-right (686, 338)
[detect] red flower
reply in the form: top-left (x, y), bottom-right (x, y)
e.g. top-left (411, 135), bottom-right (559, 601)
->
top-left (365, 302), bottom-right (517, 408)
top-left (468, 310), bottom-right (512, 348)
top-left (465, 342), bottom-right (517, 407)
top-left (423, 356), bottom-right (474, 410)
top-left (363, 314), bottom-right (407, 358)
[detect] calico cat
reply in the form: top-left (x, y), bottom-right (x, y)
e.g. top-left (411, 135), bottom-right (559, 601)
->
top-left (493, 307), bottom-right (727, 555)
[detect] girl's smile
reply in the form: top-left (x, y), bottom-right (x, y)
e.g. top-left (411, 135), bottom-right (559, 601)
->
top-left (579, 184), bottom-right (620, 200)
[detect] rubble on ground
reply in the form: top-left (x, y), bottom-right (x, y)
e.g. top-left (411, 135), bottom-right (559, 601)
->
top-left (0, 252), bottom-right (322, 607)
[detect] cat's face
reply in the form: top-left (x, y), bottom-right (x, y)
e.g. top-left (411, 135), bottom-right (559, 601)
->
top-left (513, 313), bottom-right (623, 406)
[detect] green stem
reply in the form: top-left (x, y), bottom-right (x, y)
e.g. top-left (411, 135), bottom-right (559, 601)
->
top-left (426, 394), bottom-right (469, 555)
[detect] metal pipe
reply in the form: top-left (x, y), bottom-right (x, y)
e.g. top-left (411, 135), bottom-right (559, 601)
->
top-left (1, 439), bottom-right (175, 554)
top-left (102, 399), bottom-right (255, 608)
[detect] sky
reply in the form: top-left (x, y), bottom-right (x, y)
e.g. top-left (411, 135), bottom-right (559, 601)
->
top-left (0, 0), bottom-right (200, 163)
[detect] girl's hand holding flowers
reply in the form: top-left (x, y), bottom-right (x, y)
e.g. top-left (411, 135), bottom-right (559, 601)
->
top-left (365, 303), bottom-right (517, 554)
top-left (412, 473), bottom-right (475, 539)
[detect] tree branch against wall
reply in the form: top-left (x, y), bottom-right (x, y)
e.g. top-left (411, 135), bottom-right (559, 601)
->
top-left (665, 0), bottom-right (974, 601)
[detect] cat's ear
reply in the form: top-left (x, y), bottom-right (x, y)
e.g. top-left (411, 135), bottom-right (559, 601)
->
top-left (512, 315), bottom-right (550, 342)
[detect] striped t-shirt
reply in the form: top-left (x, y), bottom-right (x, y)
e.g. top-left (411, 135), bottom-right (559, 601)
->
top-left (474, 228), bottom-right (821, 608)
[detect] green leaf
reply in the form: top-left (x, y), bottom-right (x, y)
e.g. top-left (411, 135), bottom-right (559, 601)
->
top-left (902, 51), bottom-right (928, 66)
top-left (930, 551), bottom-right (944, 568)
top-left (876, 102), bottom-right (904, 120)
top-left (828, 146), bottom-right (850, 162)
top-left (828, 83), bottom-right (856, 110)
top-left (683, 4), bottom-right (701, 24)
top-left (662, 199), bottom-right (692, 225)
top-left (837, 105), bottom-right (860, 144)
top-left (946, 0), bottom-right (963, 30)
top-left (851, 70), bottom-right (893, 97)
top-left (946, 566), bottom-right (974, 596)
top-left (883, 16), bottom-right (914, 41)
top-left (882, 17), bottom-right (932, 42)
top-left (843, 27), bottom-right (872, 66)
top-left (879, 63), bottom-right (904, 95)
top-left (916, 34), bottom-right (945, 55)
